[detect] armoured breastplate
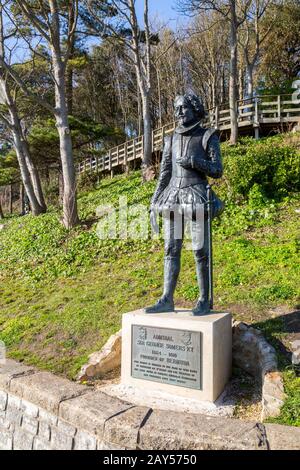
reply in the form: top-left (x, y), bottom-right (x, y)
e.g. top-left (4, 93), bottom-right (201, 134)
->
top-left (171, 129), bottom-right (207, 188)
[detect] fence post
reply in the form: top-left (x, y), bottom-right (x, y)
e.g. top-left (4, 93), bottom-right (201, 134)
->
top-left (277, 95), bottom-right (281, 121)
top-left (215, 106), bottom-right (219, 129)
top-left (133, 139), bottom-right (136, 161)
top-left (124, 141), bottom-right (128, 173)
top-left (109, 150), bottom-right (114, 179)
top-left (254, 97), bottom-right (260, 139)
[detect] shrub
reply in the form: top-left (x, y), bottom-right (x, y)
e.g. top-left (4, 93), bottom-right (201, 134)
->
top-left (77, 171), bottom-right (99, 191)
top-left (221, 136), bottom-right (300, 202)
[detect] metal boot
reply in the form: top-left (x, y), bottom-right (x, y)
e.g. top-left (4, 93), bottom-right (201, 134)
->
top-left (145, 257), bottom-right (180, 313)
top-left (192, 256), bottom-right (210, 315)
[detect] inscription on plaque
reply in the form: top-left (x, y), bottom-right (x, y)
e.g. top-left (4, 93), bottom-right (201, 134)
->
top-left (131, 325), bottom-right (202, 389)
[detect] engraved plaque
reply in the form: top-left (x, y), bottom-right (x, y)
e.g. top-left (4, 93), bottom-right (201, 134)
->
top-left (131, 325), bottom-right (202, 389)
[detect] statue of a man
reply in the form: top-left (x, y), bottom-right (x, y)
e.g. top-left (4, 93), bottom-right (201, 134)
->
top-left (146, 93), bottom-right (223, 315)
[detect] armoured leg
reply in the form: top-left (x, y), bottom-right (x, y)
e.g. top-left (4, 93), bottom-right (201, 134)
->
top-left (145, 213), bottom-right (183, 313)
top-left (193, 252), bottom-right (210, 315)
top-left (191, 214), bottom-right (210, 315)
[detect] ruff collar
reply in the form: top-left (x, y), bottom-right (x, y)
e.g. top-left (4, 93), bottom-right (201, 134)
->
top-left (175, 120), bottom-right (202, 135)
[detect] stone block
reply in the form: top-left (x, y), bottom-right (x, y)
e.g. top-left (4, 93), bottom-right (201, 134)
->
top-left (0, 429), bottom-right (13, 450)
top-left (0, 390), bottom-right (8, 411)
top-left (263, 372), bottom-right (285, 399)
top-left (5, 411), bottom-right (22, 428)
top-left (97, 440), bottom-right (126, 450)
top-left (0, 359), bottom-right (36, 390)
top-left (74, 430), bottom-right (97, 450)
top-left (122, 309), bottom-right (232, 402)
top-left (10, 371), bottom-right (89, 414)
top-left (50, 426), bottom-right (74, 450)
top-left (261, 371), bottom-right (285, 420)
top-left (233, 322), bottom-right (277, 379)
top-left (21, 415), bottom-right (39, 435)
top-left (103, 406), bottom-right (151, 450)
top-left (21, 399), bottom-right (39, 418)
top-left (13, 428), bottom-right (34, 450)
top-left (0, 414), bottom-right (11, 430)
top-left (78, 330), bottom-right (122, 382)
top-left (38, 420), bottom-right (51, 441)
top-left (33, 437), bottom-right (53, 451)
top-left (7, 394), bottom-right (21, 410)
top-left (59, 391), bottom-right (133, 438)
top-left (6, 394), bottom-right (22, 428)
top-left (265, 423), bottom-right (300, 450)
top-left (57, 419), bottom-right (77, 437)
top-left (138, 410), bottom-right (267, 450)
top-left (39, 408), bottom-right (58, 426)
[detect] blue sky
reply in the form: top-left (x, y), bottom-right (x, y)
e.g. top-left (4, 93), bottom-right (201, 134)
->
top-left (135, 0), bottom-right (186, 27)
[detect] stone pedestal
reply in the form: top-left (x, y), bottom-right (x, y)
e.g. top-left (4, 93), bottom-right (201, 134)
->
top-left (121, 309), bottom-right (232, 402)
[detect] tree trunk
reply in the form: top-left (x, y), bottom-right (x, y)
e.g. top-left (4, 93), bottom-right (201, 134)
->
top-left (20, 183), bottom-right (25, 215)
top-left (22, 140), bottom-right (47, 212)
top-left (246, 63), bottom-right (254, 100)
top-left (239, 66), bottom-right (244, 101)
top-left (66, 64), bottom-right (74, 117)
top-left (157, 68), bottom-right (162, 128)
top-left (53, 55), bottom-right (79, 228)
top-left (58, 170), bottom-right (64, 205)
top-left (10, 119), bottom-right (44, 216)
top-left (8, 184), bottom-right (12, 214)
top-left (66, 2), bottom-right (76, 116)
top-left (141, 91), bottom-right (155, 181)
top-left (229, 2), bottom-right (239, 145)
top-left (0, 198), bottom-right (4, 219)
top-left (137, 79), bottom-right (142, 136)
top-left (0, 77), bottom-right (46, 216)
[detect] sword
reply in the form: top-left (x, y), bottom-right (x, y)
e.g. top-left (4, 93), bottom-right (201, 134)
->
top-left (206, 184), bottom-right (213, 310)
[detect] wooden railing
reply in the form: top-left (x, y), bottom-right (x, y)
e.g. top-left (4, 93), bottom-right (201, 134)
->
top-left (77, 94), bottom-right (300, 175)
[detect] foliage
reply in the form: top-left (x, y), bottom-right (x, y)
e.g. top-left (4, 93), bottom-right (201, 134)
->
top-left (276, 371), bottom-right (300, 426)
top-left (258, 0), bottom-right (300, 91)
top-left (0, 147), bottom-right (19, 186)
top-left (77, 171), bottom-right (99, 191)
top-left (221, 136), bottom-right (300, 202)
top-left (27, 116), bottom-right (123, 167)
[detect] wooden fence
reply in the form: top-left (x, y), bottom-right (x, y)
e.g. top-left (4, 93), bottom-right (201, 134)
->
top-left (77, 94), bottom-right (300, 176)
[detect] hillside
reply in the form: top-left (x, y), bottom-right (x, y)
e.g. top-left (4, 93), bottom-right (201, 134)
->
top-left (0, 133), bottom-right (299, 425)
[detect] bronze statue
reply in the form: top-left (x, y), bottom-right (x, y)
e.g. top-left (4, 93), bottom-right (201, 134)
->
top-left (146, 93), bottom-right (223, 315)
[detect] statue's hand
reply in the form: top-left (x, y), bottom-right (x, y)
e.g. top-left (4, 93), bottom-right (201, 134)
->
top-left (176, 155), bottom-right (192, 169)
top-left (150, 208), bottom-right (159, 234)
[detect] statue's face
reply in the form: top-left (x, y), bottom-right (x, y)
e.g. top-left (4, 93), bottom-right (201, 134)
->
top-left (174, 96), bottom-right (196, 126)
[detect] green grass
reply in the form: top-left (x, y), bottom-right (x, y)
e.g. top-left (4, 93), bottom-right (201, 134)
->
top-left (0, 135), bottom-right (299, 425)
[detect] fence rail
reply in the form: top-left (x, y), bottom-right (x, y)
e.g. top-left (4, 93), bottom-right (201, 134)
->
top-left (78, 94), bottom-right (300, 175)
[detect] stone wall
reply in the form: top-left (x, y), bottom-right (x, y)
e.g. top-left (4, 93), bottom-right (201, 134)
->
top-left (1, 359), bottom-right (299, 450)
top-left (232, 322), bottom-right (286, 420)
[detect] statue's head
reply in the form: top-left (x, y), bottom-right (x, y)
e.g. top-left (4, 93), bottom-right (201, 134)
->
top-left (174, 93), bottom-right (205, 127)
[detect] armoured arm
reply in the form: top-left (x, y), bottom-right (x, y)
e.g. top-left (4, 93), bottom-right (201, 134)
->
top-left (191, 134), bottom-right (223, 179)
top-left (151, 136), bottom-right (172, 207)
